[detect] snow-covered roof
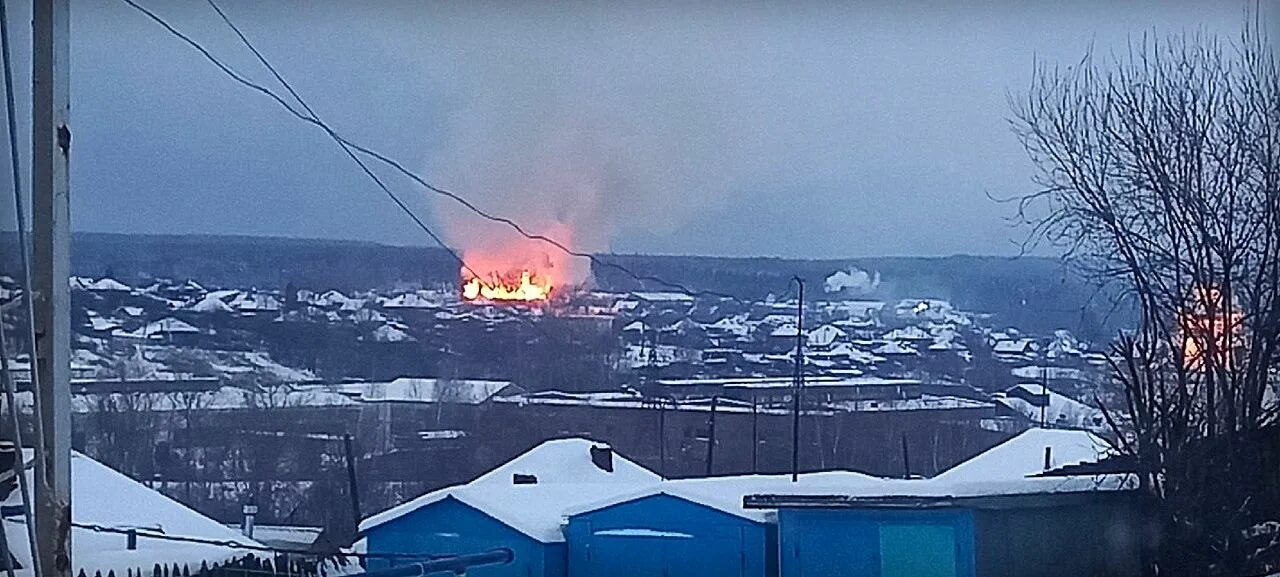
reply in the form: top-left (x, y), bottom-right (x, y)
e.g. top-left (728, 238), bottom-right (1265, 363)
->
top-left (188, 294), bottom-right (234, 313)
top-left (1011, 365), bottom-right (1086, 381)
top-left (229, 293), bottom-right (281, 312)
top-left (872, 341), bottom-right (918, 356)
top-left (630, 292), bottom-right (695, 304)
top-left (566, 471), bottom-right (884, 523)
top-left (769, 325), bottom-right (800, 338)
top-left (993, 338), bottom-right (1037, 354)
top-left (722, 376), bottom-right (922, 390)
top-left (3, 451), bottom-right (262, 576)
top-left (359, 438), bottom-right (661, 541)
top-left (996, 384), bottom-right (1107, 432)
top-left (371, 323), bottom-right (414, 343)
top-left (807, 325), bottom-right (847, 348)
top-left (934, 428), bottom-right (1114, 483)
top-left (336, 378), bottom-right (511, 404)
top-left (150, 317), bottom-right (201, 334)
top-left (881, 326), bottom-right (931, 341)
top-left (382, 292), bottom-right (440, 309)
top-left (85, 277), bottom-right (132, 292)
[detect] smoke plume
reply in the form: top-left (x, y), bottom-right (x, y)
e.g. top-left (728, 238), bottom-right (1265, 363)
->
top-left (824, 267), bottom-right (881, 295)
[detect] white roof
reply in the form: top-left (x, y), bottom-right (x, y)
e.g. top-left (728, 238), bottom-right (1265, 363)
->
top-left (371, 324), bottom-right (414, 343)
top-left (188, 294), bottom-right (233, 313)
top-left (807, 325), bottom-right (846, 348)
top-left (872, 341), bottom-right (918, 356)
top-left (881, 326), bottom-right (931, 341)
top-left (630, 292), bottom-right (694, 303)
top-left (993, 338), bottom-right (1037, 354)
top-left (337, 378), bottom-right (511, 404)
top-left (86, 277), bottom-right (132, 292)
top-left (359, 438), bottom-right (661, 541)
top-left (149, 317), bottom-right (201, 334)
top-left (3, 451), bottom-right (262, 576)
top-left (567, 471), bottom-right (884, 523)
top-left (622, 321), bottom-right (647, 333)
top-left (996, 385), bottom-right (1107, 432)
top-left (934, 428), bottom-right (1113, 483)
top-left (770, 325), bottom-right (800, 338)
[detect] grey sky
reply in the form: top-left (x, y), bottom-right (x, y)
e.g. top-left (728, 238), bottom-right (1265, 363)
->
top-left (30, 1), bottom-right (1262, 257)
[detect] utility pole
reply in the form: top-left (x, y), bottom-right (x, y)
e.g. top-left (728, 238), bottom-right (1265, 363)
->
top-left (32, 1), bottom-right (72, 575)
top-left (342, 434), bottom-right (362, 535)
top-left (750, 396), bottom-right (758, 473)
top-left (657, 397), bottom-right (666, 477)
top-left (1040, 365), bottom-right (1048, 428)
top-left (790, 277), bottom-right (804, 483)
top-left (704, 396), bottom-right (718, 477)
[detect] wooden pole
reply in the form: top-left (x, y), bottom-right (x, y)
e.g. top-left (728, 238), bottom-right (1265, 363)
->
top-left (32, 0), bottom-right (72, 574)
top-left (790, 278), bottom-right (804, 482)
top-left (342, 434), bottom-right (361, 534)
top-left (704, 396), bottom-right (718, 476)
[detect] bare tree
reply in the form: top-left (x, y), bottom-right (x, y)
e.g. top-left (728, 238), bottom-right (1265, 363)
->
top-left (1010, 20), bottom-right (1279, 576)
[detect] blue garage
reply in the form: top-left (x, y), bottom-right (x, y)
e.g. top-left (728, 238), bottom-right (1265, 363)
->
top-left (361, 493), bottom-right (565, 577)
top-left (359, 438), bottom-right (662, 577)
top-left (565, 491), bottom-right (775, 577)
top-left (746, 486), bottom-right (1143, 577)
top-left (773, 506), bottom-right (976, 577)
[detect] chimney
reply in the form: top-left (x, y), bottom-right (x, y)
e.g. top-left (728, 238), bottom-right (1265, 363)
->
top-left (1043, 446), bottom-right (1053, 471)
top-left (590, 445), bottom-right (614, 473)
top-left (241, 500), bottom-right (258, 539)
top-left (512, 473), bottom-right (538, 485)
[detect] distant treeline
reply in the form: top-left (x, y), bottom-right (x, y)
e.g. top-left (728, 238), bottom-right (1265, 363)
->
top-left (60, 233), bottom-right (1132, 341)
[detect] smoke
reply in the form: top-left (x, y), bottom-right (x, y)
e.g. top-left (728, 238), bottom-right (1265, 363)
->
top-left (419, 5), bottom-right (798, 284)
top-left (824, 267), bottom-right (881, 295)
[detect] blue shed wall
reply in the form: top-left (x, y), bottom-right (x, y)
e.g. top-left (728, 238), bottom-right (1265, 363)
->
top-left (778, 508), bottom-right (975, 577)
top-left (566, 494), bottom-right (772, 577)
top-left (363, 496), bottom-right (557, 577)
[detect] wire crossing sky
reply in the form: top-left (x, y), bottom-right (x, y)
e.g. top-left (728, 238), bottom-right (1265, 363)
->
top-left (5, 0), bottom-right (1261, 258)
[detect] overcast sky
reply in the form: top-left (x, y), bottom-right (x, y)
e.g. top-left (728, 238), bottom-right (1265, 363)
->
top-left (6, 0), bottom-right (1264, 258)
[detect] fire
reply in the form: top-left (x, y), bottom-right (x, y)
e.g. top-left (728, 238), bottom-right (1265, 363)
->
top-left (1179, 286), bottom-right (1242, 371)
top-left (461, 270), bottom-right (553, 303)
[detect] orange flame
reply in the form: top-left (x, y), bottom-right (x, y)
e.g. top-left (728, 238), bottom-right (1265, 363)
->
top-left (462, 270), bottom-right (553, 303)
top-left (1180, 286), bottom-right (1242, 371)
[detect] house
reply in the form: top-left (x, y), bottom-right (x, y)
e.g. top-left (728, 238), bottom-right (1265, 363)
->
top-left (994, 385), bottom-right (1108, 433)
top-left (992, 338), bottom-right (1039, 361)
top-left (806, 324), bottom-right (847, 350)
top-left (932, 428), bottom-right (1114, 483)
top-left (358, 438), bottom-right (661, 577)
top-left (1, 450), bottom-right (264, 577)
top-left (563, 472), bottom-right (880, 577)
top-left (744, 429), bottom-right (1140, 577)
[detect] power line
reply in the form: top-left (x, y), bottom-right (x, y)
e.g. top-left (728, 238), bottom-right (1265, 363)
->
top-left (0, 0), bottom-right (45, 574)
top-left (121, 0), bottom-right (770, 305)
top-left (63, 522), bottom-right (440, 562)
top-left (115, 0), bottom-right (477, 282)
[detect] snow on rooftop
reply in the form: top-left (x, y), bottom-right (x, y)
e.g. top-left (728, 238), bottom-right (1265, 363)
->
top-left (807, 324), bottom-right (846, 348)
top-left (934, 428), bottom-right (1114, 483)
top-left (630, 292), bottom-right (695, 303)
top-left (3, 451), bottom-right (262, 576)
top-left (337, 378), bottom-right (511, 404)
top-left (86, 277), bottom-right (132, 292)
top-left (188, 294), bottom-right (234, 313)
top-left (359, 438), bottom-right (661, 541)
top-left (993, 338), bottom-right (1037, 354)
top-left (567, 471), bottom-right (885, 523)
top-left (872, 341), bottom-right (918, 356)
top-left (996, 384), bottom-right (1107, 432)
top-left (371, 323), bottom-right (414, 342)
